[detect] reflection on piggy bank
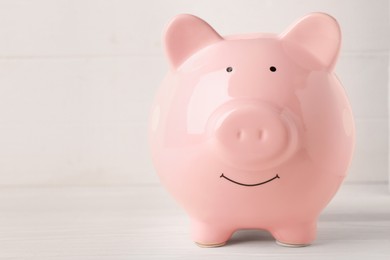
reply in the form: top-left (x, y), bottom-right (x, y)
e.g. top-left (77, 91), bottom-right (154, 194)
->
top-left (149, 13), bottom-right (355, 247)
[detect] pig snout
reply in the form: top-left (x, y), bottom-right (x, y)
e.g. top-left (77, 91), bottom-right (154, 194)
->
top-left (209, 101), bottom-right (299, 171)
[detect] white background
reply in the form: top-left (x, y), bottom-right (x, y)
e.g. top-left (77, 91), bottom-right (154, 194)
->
top-left (0, 0), bottom-right (388, 187)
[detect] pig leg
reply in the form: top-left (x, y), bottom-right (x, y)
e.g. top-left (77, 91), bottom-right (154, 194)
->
top-left (271, 221), bottom-right (317, 247)
top-left (191, 219), bottom-right (233, 247)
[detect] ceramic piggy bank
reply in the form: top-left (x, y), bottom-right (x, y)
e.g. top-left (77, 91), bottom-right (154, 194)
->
top-left (149, 13), bottom-right (355, 247)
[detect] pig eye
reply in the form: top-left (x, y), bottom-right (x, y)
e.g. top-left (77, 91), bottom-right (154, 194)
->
top-left (226, 67), bottom-right (233, 73)
top-left (269, 66), bottom-right (277, 72)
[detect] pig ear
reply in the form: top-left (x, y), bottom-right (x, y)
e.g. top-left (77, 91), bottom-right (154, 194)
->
top-left (281, 13), bottom-right (341, 70)
top-left (163, 14), bottom-right (223, 69)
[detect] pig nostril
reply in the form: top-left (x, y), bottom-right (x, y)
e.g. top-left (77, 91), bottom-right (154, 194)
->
top-left (258, 130), bottom-right (264, 140)
top-left (236, 130), bottom-right (242, 140)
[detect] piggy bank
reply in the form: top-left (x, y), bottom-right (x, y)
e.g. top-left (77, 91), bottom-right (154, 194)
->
top-left (149, 13), bottom-right (355, 247)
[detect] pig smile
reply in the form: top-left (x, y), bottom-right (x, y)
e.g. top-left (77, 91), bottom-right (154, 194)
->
top-left (220, 173), bottom-right (280, 187)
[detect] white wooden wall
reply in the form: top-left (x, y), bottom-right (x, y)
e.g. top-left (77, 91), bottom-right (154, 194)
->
top-left (0, 0), bottom-right (388, 186)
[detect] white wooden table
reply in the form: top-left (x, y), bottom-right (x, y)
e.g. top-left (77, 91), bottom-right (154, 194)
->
top-left (0, 183), bottom-right (389, 259)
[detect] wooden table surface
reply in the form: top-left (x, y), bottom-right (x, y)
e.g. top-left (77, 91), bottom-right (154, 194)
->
top-left (0, 183), bottom-right (389, 259)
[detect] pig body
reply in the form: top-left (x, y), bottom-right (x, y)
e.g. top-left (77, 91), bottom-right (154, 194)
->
top-left (149, 13), bottom-right (355, 247)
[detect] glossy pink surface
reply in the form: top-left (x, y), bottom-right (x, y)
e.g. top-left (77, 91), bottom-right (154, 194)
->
top-left (149, 13), bottom-right (355, 247)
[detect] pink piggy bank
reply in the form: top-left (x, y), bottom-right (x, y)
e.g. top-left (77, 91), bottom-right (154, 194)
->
top-left (149, 13), bottom-right (355, 247)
